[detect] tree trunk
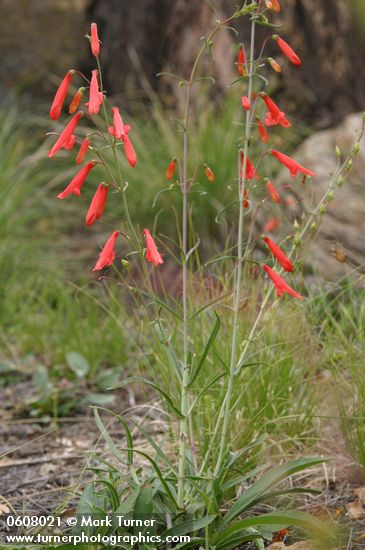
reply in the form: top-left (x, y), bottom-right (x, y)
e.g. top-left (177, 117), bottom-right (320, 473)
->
top-left (84, 0), bottom-right (365, 127)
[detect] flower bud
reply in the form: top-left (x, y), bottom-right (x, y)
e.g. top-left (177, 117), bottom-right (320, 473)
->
top-left (335, 145), bottom-right (341, 158)
top-left (293, 219), bottom-right (299, 230)
top-left (347, 159), bottom-right (353, 170)
top-left (327, 191), bottom-right (334, 202)
top-left (337, 175), bottom-right (344, 188)
top-left (319, 204), bottom-right (326, 215)
top-left (268, 57), bottom-right (282, 73)
top-left (353, 143), bottom-right (360, 156)
top-left (310, 222), bottom-right (317, 232)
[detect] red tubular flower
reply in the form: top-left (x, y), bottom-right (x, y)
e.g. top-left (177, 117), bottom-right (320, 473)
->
top-left (88, 70), bottom-right (104, 115)
top-left (271, 149), bottom-right (316, 179)
top-left (257, 119), bottom-right (269, 143)
top-left (76, 137), bottom-right (90, 164)
top-left (69, 87), bottom-right (85, 114)
top-left (266, 179), bottom-right (281, 203)
top-left (64, 134), bottom-right (75, 150)
top-left (237, 44), bottom-right (247, 76)
top-left (93, 230), bottom-right (119, 271)
top-left (86, 183), bottom-right (109, 226)
top-left (263, 264), bottom-right (302, 299)
top-left (240, 153), bottom-right (257, 180)
top-left (48, 112), bottom-right (83, 158)
top-left (204, 164), bottom-right (215, 182)
top-left (260, 93), bottom-right (291, 128)
top-left (263, 237), bottom-right (293, 272)
top-left (241, 96), bottom-right (251, 111)
top-left (91, 23), bottom-right (100, 57)
top-left (108, 107), bottom-right (126, 139)
top-left (50, 70), bottom-right (74, 120)
top-left (166, 158), bottom-right (177, 180)
top-left (144, 229), bottom-right (164, 266)
top-left (123, 135), bottom-right (137, 167)
top-left (268, 57), bottom-right (282, 73)
top-left (273, 35), bottom-right (302, 66)
top-left (57, 161), bottom-right (96, 199)
top-left (265, 217), bottom-right (280, 232)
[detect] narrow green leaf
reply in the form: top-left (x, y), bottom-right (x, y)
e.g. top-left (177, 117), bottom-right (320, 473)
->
top-left (188, 372), bottom-right (226, 414)
top-left (162, 515), bottom-right (216, 538)
top-left (93, 408), bottom-right (126, 466)
top-left (223, 457), bottom-right (327, 524)
top-left (215, 511), bottom-right (334, 546)
top-left (190, 313), bottom-right (220, 384)
top-left (130, 418), bottom-right (177, 474)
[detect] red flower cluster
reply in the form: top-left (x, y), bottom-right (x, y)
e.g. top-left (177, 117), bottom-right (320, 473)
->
top-left (48, 23), bottom-right (163, 272)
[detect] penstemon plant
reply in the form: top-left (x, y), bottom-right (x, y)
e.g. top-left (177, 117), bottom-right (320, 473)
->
top-left (47, 0), bottom-right (363, 547)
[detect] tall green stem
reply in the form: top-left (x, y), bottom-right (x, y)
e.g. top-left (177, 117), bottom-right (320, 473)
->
top-left (214, 15), bottom-right (257, 477)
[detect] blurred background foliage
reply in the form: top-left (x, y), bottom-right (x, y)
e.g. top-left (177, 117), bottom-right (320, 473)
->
top-left (0, 0), bottom-right (364, 482)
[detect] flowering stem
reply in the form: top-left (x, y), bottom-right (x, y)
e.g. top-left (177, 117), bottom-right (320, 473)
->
top-left (214, 14), bottom-right (257, 477)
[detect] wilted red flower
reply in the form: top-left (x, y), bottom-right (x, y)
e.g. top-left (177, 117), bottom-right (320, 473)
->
top-left (260, 93), bottom-right (291, 128)
top-left (240, 153), bottom-right (257, 180)
top-left (123, 135), bottom-right (137, 167)
top-left (69, 87), bottom-right (85, 114)
top-left (76, 137), bottom-right (90, 164)
top-left (243, 187), bottom-right (249, 209)
top-left (204, 164), bottom-right (215, 182)
top-left (108, 107), bottom-right (126, 139)
top-left (86, 183), bottom-right (109, 226)
top-left (50, 70), bottom-right (74, 120)
top-left (263, 265), bottom-right (302, 299)
top-left (273, 35), bottom-right (302, 66)
top-left (266, 0), bottom-right (280, 12)
top-left (266, 179), bottom-right (281, 203)
top-left (166, 158), bottom-right (177, 180)
top-left (264, 236), bottom-right (293, 272)
top-left (257, 119), bottom-right (269, 143)
top-left (241, 96), bottom-right (251, 111)
top-left (265, 217), bottom-right (280, 232)
top-left (237, 44), bottom-right (247, 76)
top-left (48, 112), bottom-right (83, 158)
top-left (268, 57), bottom-right (282, 73)
top-left (271, 149), bottom-right (316, 179)
top-left (88, 70), bottom-right (104, 115)
top-left (93, 230), bottom-right (119, 271)
top-left (91, 23), bottom-right (100, 57)
top-left (57, 161), bottom-right (96, 199)
top-left (144, 229), bottom-right (164, 266)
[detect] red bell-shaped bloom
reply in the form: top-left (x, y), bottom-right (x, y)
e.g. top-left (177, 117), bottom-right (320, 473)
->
top-left (86, 183), bottom-right (109, 226)
top-left (91, 23), bottom-right (100, 57)
top-left (271, 149), bottom-right (315, 179)
top-left (257, 120), bottom-right (269, 143)
top-left (93, 230), bottom-right (119, 271)
top-left (88, 70), bottom-right (104, 115)
top-left (123, 135), bottom-right (137, 167)
top-left (273, 35), bottom-right (302, 66)
top-left (266, 179), bottom-right (281, 203)
top-left (263, 265), bottom-right (302, 299)
top-left (260, 93), bottom-right (291, 128)
top-left (108, 107), bottom-right (126, 139)
top-left (265, 217), bottom-right (280, 233)
top-left (48, 112), bottom-right (83, 158)
top-left (166, 158), bottom-right (177, 180)
top-left (264, 237), bottom-right (293, 272)
top-left (76, 137), bottom-right (90, 164)
top-left (57, 161), bottom-right (96, 199)
top-left (144, 229), bottom-right (163, 266)
top-left (50, 70), bottom-right (74, 120)
top-left (241, 96), bottom-right (251, 111)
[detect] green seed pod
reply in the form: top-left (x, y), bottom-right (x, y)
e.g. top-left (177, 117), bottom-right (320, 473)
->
top-left (121, 259), bottom-right (130, 270)
top-left (337, 175), bottom-right (344, 188)
top-left (347, 159), bottom-right (353, 170)
top-left (310, 222), bottom-right (317, 232)
top-left (319, 204), bottom-right (326, 215)
top-left (353, 143), bottom-right (360, 156)
top-left (293, 219), bottom-right (299, 230)
top-left (327, 191), bottom-right (334, 202)
top-left (294, 234), bottom-right (301, 248)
